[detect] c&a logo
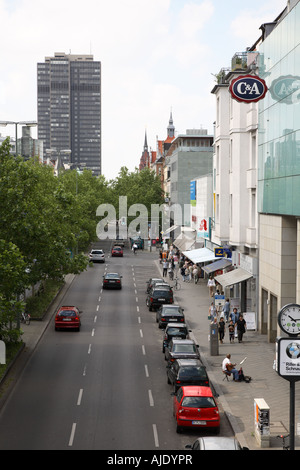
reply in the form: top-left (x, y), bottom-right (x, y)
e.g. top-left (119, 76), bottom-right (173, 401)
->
top-left (229, 74), bottom-right (268, 103)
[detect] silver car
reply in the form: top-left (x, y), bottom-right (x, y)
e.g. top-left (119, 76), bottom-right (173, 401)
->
top-left (89, 249), bottom-right (105, 263)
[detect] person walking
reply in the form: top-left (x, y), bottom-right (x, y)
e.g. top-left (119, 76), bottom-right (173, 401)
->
top-left (207, 275), bottom-right (215, 297)
top-left (162, 260), bottom-right (168, 277)
top-left (208, 302), bottom-right (217, 321)
top-left (228, 320), bottom-right (235, 343)
top-left (236, 314), bottom-right (246, 343)
top-left (218, 316), bottom-right (226, 343)
top-left (222, 298), bottom-right (230, 322)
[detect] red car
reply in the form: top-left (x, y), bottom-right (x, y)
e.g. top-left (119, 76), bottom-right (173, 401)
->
top-left (111, 245), bottom-right (123, 257)
top-left (55, 306), bottom-right (82, 331)
top-left (173, 386), bottom-right (220, 433)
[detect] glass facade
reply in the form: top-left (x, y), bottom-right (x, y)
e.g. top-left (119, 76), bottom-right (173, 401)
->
top-left (258, 2), bottom-right (300, 215)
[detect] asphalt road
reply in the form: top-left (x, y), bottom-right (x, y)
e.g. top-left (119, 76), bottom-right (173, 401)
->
top-left (0, 241), bottom-right (232, 450)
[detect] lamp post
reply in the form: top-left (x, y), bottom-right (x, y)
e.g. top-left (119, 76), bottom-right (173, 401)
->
top-left (0, 121), bottom-right (38, 156)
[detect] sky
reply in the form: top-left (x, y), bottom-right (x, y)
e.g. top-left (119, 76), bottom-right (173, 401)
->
top-left (0, 0), bottom-right (288, 180)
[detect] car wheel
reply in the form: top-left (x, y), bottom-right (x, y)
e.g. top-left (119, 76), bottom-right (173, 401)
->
top-left (176, 424), bottom-right (182, 434)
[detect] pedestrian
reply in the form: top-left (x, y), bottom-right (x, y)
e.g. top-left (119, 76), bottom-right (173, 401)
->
top-left (222, 298), bottom-right (230, 322)
top-left (222, 354), bottom-right (239, 381)
top-left (207, 275), bottom-right (215, 297)
top-left (193, 265), bottom-right (199, 284)
top-left (208, 302), bottom-right (217, 321)
top-left (236, 314), bottom-right (246, 343)
top-left (218, 316), bottom-right (225, 343)
top-left (162, 260), bottom-right (168, 277)
top-left (228, 320), bottom-right (235, 343)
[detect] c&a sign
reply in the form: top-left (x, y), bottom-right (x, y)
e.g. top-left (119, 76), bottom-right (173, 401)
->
top-left (229, 74), bottom-right (268, 103)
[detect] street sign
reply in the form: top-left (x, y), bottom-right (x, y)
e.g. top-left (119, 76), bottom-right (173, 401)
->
top-left (214, 247), bottom-right (225, 257)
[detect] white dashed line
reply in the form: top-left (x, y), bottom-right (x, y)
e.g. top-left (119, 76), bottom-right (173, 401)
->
top-left (68, 423), bottom-right (77, 447)
top-left (145, 365), bottom-right (149, 377)
top-left (77, 389), bottom-right (83, 406)
top-left (152, 424), bottom-right (159, 448)
top-left (148, 390), bottom-right (154, 407)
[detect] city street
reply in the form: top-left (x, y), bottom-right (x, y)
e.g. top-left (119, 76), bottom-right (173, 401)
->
top-left (0, 241), bottom-right (232, 450)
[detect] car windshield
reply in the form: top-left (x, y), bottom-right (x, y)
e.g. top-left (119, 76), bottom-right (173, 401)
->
top-left (59, 310), bottom-right (76, 317)
top-left (153, 290), bottom-right (170, 297)
top-left (182, 396), bottom-right (216, 408)
top-left (163, 308), bottom-right (180, 314)
top-left (106, 273), bottom-right (119, 278)
top-left (167, 328), bottom-right (186, 335)
top-left (173, 344), bottom-right (196, 353)
top-left (178, 367), bottom-right (206, 378)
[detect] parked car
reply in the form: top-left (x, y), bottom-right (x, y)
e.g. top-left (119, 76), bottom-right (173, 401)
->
top-left (173, 386), bottom-right (220, 434)
top-left (162, 323), bottom-right (191, 352)
top-left (111, 246), bottom-right (123, 257)
top-left (185, 436), bottom-right (249, 450)
top-left (167, 359), bottom-right (209, 391)
top-left (55, 306), bottom-right (82, 331)
top-left (146, 286), bottom-right (173, 311)
top-left (146, 278), bottom-right (164, 293)
top-left (89, 249), bottom-right (105, 263)
top-left (165, 339), bottom-right (200, 364)
top-left (103, 272), bottom-right (122, 289)
top-left (156, 305), bottom-right (185, 329)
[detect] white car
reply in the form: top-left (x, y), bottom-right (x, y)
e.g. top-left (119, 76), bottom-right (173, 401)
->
top-left (89, 249), bottom-right (105, 263)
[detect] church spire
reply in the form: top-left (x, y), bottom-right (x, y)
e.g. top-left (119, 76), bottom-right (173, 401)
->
top-left (167, 110), bottom-right (175, 138)
top-left (144, 129), bottom-right (148, 151)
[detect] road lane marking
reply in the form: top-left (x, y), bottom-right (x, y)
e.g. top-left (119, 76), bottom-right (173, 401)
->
top-left (145, 365), bottom-right (149, 377)
top-left (137, 306), bottom-right (140, 313)
top-left (138, 317), bottom-right (141, 324)
top-left (142, 345), bottom-right (146, 355)
top-left (148, 390), bottom-right (154, 406)
top-left (68, 423), bottom-right (77, 447)
top-left (136, 297), bottom-right (138, 302)
top-left (152, 424), bottom-right (159, 448)
top-left (88, 344), bottom-right (92, 354)
top-left (96, 305), bottom-right (99, 311)
top-left (91, 329), bottom-right (95, 337)
top-left (94, 315), bottom-right (98, 323)
top-left (77, 389), bottom-right (83, 406)
top-left (98, 296), bottom-right (101, 302)
top-left (140, 329), bottom-right (143, 338)
top-left (83, 364), bottom-right (87, 376)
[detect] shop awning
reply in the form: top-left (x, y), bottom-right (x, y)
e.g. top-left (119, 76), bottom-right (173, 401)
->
top-left (214, 267), bottom-right (253, 287)
top-left (202, 258), bottom-right (232, 274)
top-left (173, 234), bottom-right (196, 251)
top-left (182, 247), bottom-right (216, 264)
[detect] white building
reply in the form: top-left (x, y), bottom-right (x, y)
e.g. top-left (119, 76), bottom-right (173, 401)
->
top-left (211, 51), bottom-right (259, 314)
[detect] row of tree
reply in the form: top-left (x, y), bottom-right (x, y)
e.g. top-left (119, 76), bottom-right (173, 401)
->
top-left (0, 139), bottom-right (164, 342)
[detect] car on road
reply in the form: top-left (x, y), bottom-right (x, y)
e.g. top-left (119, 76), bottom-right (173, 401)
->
top-left (167, 359), bottom-right (209, 392)
top-left (173, 386), bottom-right (220, 434)
top-left (114, 237), bottom-right (125, 247)
top-left (185, 436), bottom-right (249, 450)
top-left (156, 305), bottom-right (185, 329)
top-left (146, 278), bottom-right (164, 293)
top-left (89, 249), bottom-right (105, 263)
top-left (103, 272), bottom-right (122, 289)
top-left (162, 323), bottom-right (191, 352)
top-left (111, 246), bottom-right (123, 257)
top-left (165, 339), bottom-right (200, 364)
top-left (55, 306), bottom-right (82, 331)
top-left (146, 286), bottom-right (173, 311)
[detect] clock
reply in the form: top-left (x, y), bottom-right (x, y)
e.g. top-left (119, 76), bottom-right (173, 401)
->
top-left (278, 304), bottom-right (300, 337)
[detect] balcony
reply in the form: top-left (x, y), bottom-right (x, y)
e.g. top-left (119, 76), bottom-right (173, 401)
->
top-left (231, 52), bottom-right (248, 71)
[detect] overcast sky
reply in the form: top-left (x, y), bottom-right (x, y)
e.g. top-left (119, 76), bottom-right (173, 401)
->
top-left (0, 0), bottom-right (287, 179)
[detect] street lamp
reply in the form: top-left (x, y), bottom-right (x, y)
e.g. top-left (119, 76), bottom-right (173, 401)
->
top-left (0, 120), bottom-right (38, 156)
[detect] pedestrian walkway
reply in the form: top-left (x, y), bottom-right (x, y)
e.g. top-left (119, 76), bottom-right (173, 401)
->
top-left (155, 261), bottom-right (300, 450)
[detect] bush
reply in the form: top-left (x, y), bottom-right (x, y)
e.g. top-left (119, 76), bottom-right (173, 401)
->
top-left (25, 279), bottom-right (64, 319)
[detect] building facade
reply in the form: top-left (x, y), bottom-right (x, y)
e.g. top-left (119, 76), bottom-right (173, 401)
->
top-left (258, 0), bottom-right (300, 341)
top-left (37, 52), bottom-right (101, 175)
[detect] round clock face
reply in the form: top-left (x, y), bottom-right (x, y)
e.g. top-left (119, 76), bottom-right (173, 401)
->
top-left (278, 304), bottom-right (300, 336)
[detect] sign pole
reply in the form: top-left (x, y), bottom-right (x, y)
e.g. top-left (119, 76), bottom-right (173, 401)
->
top-left (290, 380), bottom-right (295, 451)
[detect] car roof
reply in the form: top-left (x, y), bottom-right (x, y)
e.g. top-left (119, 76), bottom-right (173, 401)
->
top-left (197, 437), bottom-right (240, 450)
top-left (105, 272), bottom-right (120, 276)
top-left (181, 386), bottom-right (213, 397)
top-left (171, 339), bottom-right (194, 344)
top-left (176, 359), bottom-right (202, 366)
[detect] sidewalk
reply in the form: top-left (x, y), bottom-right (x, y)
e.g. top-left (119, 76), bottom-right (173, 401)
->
top-left (155, 261), bottom-right (300, 450)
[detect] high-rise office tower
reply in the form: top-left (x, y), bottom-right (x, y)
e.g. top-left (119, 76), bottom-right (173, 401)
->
top-left (37, 52), bottom-right (101, 175)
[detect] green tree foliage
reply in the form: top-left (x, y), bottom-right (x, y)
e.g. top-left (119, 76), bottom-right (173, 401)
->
top-left (0, 140), bottom-right (164, 342)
